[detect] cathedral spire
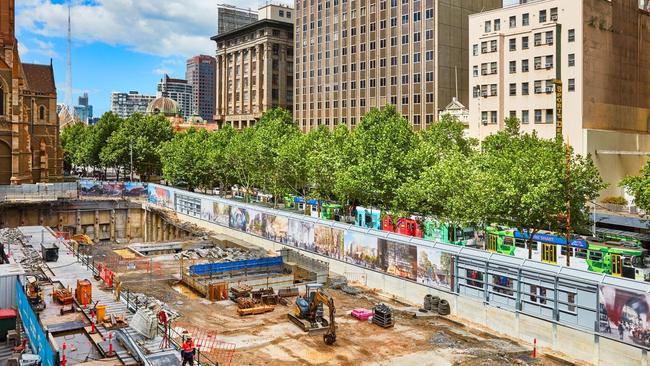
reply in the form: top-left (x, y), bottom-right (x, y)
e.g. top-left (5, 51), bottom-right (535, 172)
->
top-left (0, 0), bottom-right (16, 47)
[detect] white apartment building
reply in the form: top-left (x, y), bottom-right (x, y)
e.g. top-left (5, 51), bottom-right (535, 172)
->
top-left (468, 0), bottom-right (650, 197)
top-left (110, 91), bottom-right (156, 119)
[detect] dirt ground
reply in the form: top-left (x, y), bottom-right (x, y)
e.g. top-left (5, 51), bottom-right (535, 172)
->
top-left (113, 265), bottom-right (579, 366)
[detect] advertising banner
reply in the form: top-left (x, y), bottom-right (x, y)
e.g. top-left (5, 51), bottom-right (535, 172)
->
top-left (264, 214), bottom-right (288, 243)
top-left (343, 231), bottom-right (380, 270)
top-left (229, 207), bottom-right (249, 231)
top-left (378, 239), bottom-right (418, 281)
top-left (247, 208), bottom-right (267, 237)
top-left (16, 280), bottom-right (57, 366)
top-left (200, 198), bottom-right (215, 222)
top-left (213, 202), bottom-right (231, 226)
top-left (287, 219), bottom-right (315, 251)
top-left (148, 185), bottom-right (174, 208)
top-left (599, 285), bottom-right (650, 347)
top-left (417, 246), bottom-right (453, 288)
top-left (313, 224), bottom-right (344, 259)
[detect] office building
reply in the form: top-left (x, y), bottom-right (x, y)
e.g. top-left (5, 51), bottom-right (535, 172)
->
top-left (468, 0), bottom-right (650, 197)
top-left (217, 4), bottom-right (258, 34)
top-left (294, 0), bottom-right (502, 131)
top-left (110, 91), bottom-right (156, 119)
top-left (212, 4), bottom-right (294, 129)
top-left (0, 0), bottom-right (63, 183)
top-left (74, 92), bottom-right (93, 124)
top-left (157, 75), bottom-right (193, 120)
top-left (186, 55), bottom-right (216, 122)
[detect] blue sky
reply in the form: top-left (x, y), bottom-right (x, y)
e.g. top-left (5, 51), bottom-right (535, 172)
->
top-left (16, 0), bottom-right (517, 116)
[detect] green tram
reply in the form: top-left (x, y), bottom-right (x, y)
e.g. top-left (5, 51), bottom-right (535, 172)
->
top-left (485, 226), bottom-right (650, 281)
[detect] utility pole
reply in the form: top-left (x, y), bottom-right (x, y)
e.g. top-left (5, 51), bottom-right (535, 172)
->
top-left (565, 143), bottom-right (571, 267)
top-left (130, 141), bottom-right (134, 181)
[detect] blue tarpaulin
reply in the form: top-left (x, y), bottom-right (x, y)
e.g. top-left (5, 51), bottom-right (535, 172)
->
top-left (189, 256), bottom-right (283, 276)
top-left (16, 279), bottom-right (57, 366)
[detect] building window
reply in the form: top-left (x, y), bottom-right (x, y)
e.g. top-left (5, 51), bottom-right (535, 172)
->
top-left (426, 8), bottom-right (433, 19)
top-left (522, 36), bottom-right (529, 49)
top-left (568, 53), bottom-right (575, 67)
top-left (522, 110), bottom-right (529, 124)
top-left (509, 38), bottom-right (516, 51)
top-left (522, 82), bottom-right (529, 95)
top-left (490, 40), bottom-right (497, 52)
top-left (509, 15), bottom-right (516, 28)
top-left (546, 31), bottom-right (554, 44)
top-left (414, 11), bottom-right (421, 22)
top-left (509, 61), bottom-right (516, 73)
top-left (494, 19), bottom-right (501, 31)
top-left (413, 94), bottom-right (421, 104)
top-left (426, 72), bottom-right (434, 82)
top-left (545, 109), bottom-right (554, 124)
top-left (402, 75), bottom-right (409, 84)
top-left (545, 55), bottom-right (554, 68)
top-left (402, 55), bottom-right (408, 64)
top-left (402, 14), bottom-right (409, 24)
top-left (550, 7), bottom-right (558, 20)
top-left (568, 29), bottom-right (575, 42)
top-left (490, 62), bottom-right (497, 74)
top-left (414, 32), bottom-right (421, 42)
top-left (473, 65), bottom-right (479, 77)
top-left (539, 9), bottom-right (547, 23)
top-left (39, 105), bottom-right (45, 120)
top-left (481, 111), bottom-right (488, 124)
top-left (568, 78), bottom-right (575, 91)
top-left (490, 111), bottom-right (497, 124)
top-left (522, 59), bottom-right (529, 72)
top-left (426, 50), bottom-right (433, 61)
top-left (490, 84), bottom-right (497, 96)
top-left (509, 83), bottom-right (516, 96)
top-left (413, 115), bottom-right (421, 125)
top-left (534, 32), bottom-right (542, 46)
top-left (402, 96), bottom-right (409, 104)
top-left (523, 13), bottom-right (529, 26)
top-left (426, 29), bottom-right (433, 40)
top-left (534, 109), bottom-right (542, 123)
top-left (485, 20), bottom-right (491, 33)
top-left (413, 74), bottom-right (421, 83)
top-left (473, 44), bottom-right (478, 56)
top-left (509, 110), bottom-right (517, 118)
top-left (426, 93), bottom-right (433, 103)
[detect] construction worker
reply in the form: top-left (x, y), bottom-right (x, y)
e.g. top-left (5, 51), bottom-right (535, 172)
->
top-left (181, 337), bottom-right (195, 366)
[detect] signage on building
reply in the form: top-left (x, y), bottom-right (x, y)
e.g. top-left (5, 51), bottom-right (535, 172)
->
top-left (554, 79), bottom-right (563, 139)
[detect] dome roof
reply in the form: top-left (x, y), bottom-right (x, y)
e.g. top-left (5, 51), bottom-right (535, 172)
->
top-left (187, 113), bottom-right (205, 124)
top-left (146, 97), bottom-right (179, 117)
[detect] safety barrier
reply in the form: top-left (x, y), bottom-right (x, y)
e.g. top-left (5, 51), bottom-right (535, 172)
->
top-left (15, 279), bottom-right (58, 366)
top-left (189, 256), bottom-right (283, 276)
top-left (0, 182), bottom-right (77, 202)
top-left (147, 183), bottom-right (650, 357)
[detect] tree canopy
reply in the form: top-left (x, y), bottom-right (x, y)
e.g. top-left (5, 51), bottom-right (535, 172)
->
top-left (621, 160), bottom-right (650, 215)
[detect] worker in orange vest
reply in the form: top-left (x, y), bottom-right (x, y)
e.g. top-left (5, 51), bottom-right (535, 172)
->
top-left (181, 337), bottom-right (195, 366)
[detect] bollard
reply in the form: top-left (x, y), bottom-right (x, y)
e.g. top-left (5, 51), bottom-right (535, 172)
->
top-left (107, 332), bottom-right (115, 356)
top-left (90, 310), bottom-right (97, 334)
top-left (532, 338), bottom-right (536, 358)
top-left (61, 342), bottom-right (67, 366)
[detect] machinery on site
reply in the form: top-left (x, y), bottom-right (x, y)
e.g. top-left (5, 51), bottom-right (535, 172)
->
top-left (26, 280), bottom-right (45, 311)
top-left (288, 283), bottom-right (336, 345)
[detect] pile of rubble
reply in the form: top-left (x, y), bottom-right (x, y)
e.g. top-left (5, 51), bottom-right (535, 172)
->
top-left (173, 246), bottom-right (259, 261)
top-left (128, 292), bottom-right (180, 320)
top-left (329, 276), bottom-right (362, 295)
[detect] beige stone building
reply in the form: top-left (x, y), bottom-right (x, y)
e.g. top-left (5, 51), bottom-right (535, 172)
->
top-left (468, 0), bottom-right (650, 197)
top-left (0, 0), bottom-right (63, 184)
top-left (293, 0), bottom-right (502, 131)
top-left (212, 4), bottom-right (294, 129)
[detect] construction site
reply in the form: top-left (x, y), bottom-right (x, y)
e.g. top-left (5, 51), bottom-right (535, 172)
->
top-left (0, 192), bottom-right (585, 366)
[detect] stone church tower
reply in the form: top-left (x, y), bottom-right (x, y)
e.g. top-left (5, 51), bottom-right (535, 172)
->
top-left (0, 0), bottom-right (63, 184)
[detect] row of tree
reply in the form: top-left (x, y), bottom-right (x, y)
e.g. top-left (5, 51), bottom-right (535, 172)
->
top-left (61, 112), bottom-right (174, 181)
top-left (63, 106), bottom-right (650, 255)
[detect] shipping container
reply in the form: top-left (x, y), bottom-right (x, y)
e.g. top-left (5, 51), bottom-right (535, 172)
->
top-left (0, 264), bottom-right (25, 308)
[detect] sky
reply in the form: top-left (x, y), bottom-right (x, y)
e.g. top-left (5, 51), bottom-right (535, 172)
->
top-left (16, 0), bottom-right (519, 116)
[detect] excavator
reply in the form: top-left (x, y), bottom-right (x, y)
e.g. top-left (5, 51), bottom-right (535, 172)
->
top-left (288, 283), bottom-right (336, 345)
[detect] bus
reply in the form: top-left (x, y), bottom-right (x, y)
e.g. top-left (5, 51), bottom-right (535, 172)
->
top-left (485, 226), bottom-right (650, 281)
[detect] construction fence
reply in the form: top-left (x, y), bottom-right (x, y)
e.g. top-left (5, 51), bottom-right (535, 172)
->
top-left (0, 182), bottom-right (77, 202)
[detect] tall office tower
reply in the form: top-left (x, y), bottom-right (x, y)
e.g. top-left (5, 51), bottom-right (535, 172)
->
top-left (110, 91), bottom-right (156, 119)
top-left (74, 92), bottom-right (93, 124)
top-left (213, 4), bottom-right (294, 129)
top-left (186, 55), bottom-right (216, 122)
top-left (294, 0), bottom-right (502, 131)
top-left (157, 75), bottom-right (194, 120)
top-left (468, 0), bottom-right (650, 197)
top-left (217, 4), bottom-right (258, 34)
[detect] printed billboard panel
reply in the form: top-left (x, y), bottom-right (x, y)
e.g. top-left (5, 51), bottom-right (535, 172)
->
top-left (213, 202), bottom-right (231, 226)
top-left (343, 231), bottom-right (380, 270)
top-left (599, 285), bottom-right (650, 347)
top-left (229, 207), bottom-right (249, 231)
top-left (16, 280), bottom-right (57, 366)
top-left (264, 214), bottom-right (288, 243)
top-left (378, 239), bottom-right (418, 281)
top-left (247, 208), bottom-right (267, 237)
top-left (417, 246), bottom-right (453, 288)
top-left (287, 219), bottom-right (315, 251)
top-left (123, 182), bottom-right (148, 196)
top-left (200, 198), bottom-right (215, 222)
top-left (148, 185), bottom-right (174, 208)
top-left (314, 224), bottom-right (344, 259)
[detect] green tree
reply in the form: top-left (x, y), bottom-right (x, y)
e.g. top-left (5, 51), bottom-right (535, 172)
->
top-left (223, 127), bottom-right (259, 200)
top-left (335, 105), bottom-right (418, 212)
top-left (159, 128), bottom-right (211, 190)
top-left (205, 125), bottom-right (237, 194)
top-left (60, 122), bottom-right (89, 171)
top-left (482, 117), bottom-right (605, 259)
top-left (100, 113), bottom-right (173, 181)
top-left (621, 160), bottom-right (650, 215)
top-left (306, 124), bottom-right (349, 203)
top-left (85, 112), bottom-right (123, 169)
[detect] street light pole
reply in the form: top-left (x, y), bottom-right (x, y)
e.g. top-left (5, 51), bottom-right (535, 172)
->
top-left (130, 141), bottom-right (134, 181)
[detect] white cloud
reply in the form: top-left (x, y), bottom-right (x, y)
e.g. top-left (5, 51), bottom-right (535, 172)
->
top-left (15, 0), bottom-right (281, 58)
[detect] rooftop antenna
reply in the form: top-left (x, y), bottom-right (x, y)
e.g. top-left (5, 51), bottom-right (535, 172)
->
top-left (65, 0), bottom-right (72, 108)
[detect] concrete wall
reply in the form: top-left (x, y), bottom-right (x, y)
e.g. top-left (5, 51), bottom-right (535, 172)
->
top-left (178, 211), bottom-right (650, 366)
